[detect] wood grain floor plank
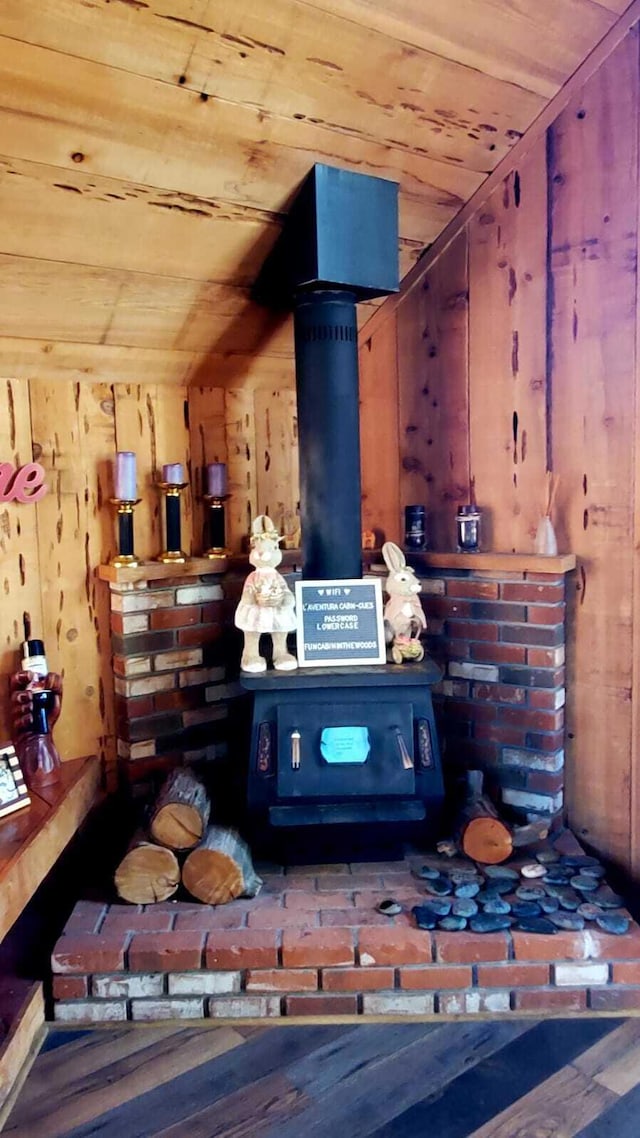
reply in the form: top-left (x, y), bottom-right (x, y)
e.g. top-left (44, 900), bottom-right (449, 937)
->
top-left (288, 1022), bottom-right (440, 1095)
top-left (153, 1072), bottom-right (312, 1138)
top-left (372, 1017), bottom-right (618, 1138)
top-left (464, 1065), bottom-right (617, 1138)
top-left (4, 1026), bottom-right (247, 1138)
top-left (574, 1082), bottom-right (640, 1138)
top-left (49, 1025), bottom-right (348, 1138)
top-left (573, 1018), bottom-right (640, 1094)
top-left (276, 1021), bottom-right (533, 1138)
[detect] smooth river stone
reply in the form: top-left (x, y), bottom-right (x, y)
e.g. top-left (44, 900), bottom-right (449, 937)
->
top-left (578, 903), bottom-right (602, 920)
top-left (439, 916), bottom-right (468, 932)
top-left (511, 901), bottom-right (542, 918)
top-left (570, 875), bottom-right (598, 893)
top-left (425, 876), bottom-right (453, 897)
top-left (450, 869), bottom-right (484, 884)
top-left (454, 881), bottom-right (481, 899)
top-left (412, 906), bottom-right (437, 930)
top-left (484, 866), bottom-right (520, 880)
top-left (469, 913), bottom-right (512, 933)
top-left (513, 917), bottom-right (557, 935)
top-left (452, 898), bottom-right (478, 918)
top-left (561, 854), bottom-right (601, 869)
top-left (581, 864), bottom-right (606, 879)
top-left (543, 869), bottom-right (573, 885)
top-left (550, 912), bottom-right (585, 931)
top-left (420, 898), bottom-right (452, 917)
top-left (520, 863), bottom-right (547, 879)
top-left (539, 897), bottom-right (560, 914)
top-left (594, 886), bottom-right (625, 909)
top-left (482, 897), bottom-right (511, 915)
top-left (415, 865), bottom-right (441, 881)
top-left (377, 899), bottom-right (403, 917)
top-left (558, 891), bottom-right (582, 912)
top-left (596, 913), bottom-right (630, 935)
top-left (544, 883), bottom-right (570, 899)
top-left (515, 886), bottom-right (546, 902)
top-left (536, 849), bottom-right (560, 864)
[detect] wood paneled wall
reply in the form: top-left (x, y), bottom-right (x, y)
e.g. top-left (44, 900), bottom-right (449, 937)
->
top-left (0, 379), bottom-right (298, 775)
top-left (360, 28), bottom-right (640, 874)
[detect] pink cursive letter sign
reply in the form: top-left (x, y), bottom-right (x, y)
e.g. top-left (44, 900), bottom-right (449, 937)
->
top-left (0, 462), bottom-right (48, 503)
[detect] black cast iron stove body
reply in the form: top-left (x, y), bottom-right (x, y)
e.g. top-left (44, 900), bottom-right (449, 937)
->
top-left (243, 164), bottom-right (445, 848)
top-left (244, 662), bottom-right (443, 833)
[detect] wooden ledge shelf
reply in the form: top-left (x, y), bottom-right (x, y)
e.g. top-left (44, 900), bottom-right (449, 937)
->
top-left (0, 755), bottom-right (101, 943)
top-left (97, 556), bottom-right (228, 584)
top-left (98, 551), bottom-right (575, 584)
top-left (401, 552), bottom-right (576, 574)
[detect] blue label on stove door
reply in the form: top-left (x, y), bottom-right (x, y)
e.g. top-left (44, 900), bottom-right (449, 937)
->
top-left (320, 727), bottom-right (370, 764)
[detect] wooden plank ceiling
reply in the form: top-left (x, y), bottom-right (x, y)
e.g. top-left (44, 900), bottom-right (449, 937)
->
top-left (0, 0), bottom-right (631, 388)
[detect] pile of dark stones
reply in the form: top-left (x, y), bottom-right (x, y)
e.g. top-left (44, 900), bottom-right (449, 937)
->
top-left (402, 850), bottom-right (629, 936)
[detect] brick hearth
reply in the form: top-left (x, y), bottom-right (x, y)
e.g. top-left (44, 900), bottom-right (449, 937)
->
top-left (52, 831), bottom-right (640, 1023)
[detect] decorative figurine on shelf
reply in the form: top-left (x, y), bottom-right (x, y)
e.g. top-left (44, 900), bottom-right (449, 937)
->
top-left (9, 613), bottom-right (62, 787)
top-left (381, 541), bottom-right (426, 664)
top-left (235, 515), bottom-right (298, 673)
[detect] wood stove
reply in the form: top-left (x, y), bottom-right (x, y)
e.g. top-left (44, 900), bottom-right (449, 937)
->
top-left (243, 164), bottom-right (444, 849)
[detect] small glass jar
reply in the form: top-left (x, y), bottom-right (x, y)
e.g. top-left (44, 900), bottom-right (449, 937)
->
top-left (404, 505), bottom-right (427, 551)
top-left (456, 505), bottom-right (481, 552)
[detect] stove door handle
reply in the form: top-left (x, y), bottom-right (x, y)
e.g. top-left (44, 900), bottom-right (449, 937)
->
top-left (291, 729), bottom-right (301, 770)
top-left (394, 728), bottom-right (414, 770)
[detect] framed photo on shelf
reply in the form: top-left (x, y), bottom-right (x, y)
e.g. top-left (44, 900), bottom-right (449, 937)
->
top-left (0, 742), bottom-right (31, 819)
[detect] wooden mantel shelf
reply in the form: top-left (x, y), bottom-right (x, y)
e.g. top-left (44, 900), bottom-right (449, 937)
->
top-left (401, 551), bottom-right (576, 574)
top-left (98, 550), bottom-right (576, 585)
top-left (97, 556), bottom-right (228, 584)
top-left (0, 755), bottom-right (101, 943)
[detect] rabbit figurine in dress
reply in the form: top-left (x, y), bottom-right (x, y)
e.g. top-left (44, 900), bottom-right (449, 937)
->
top-left (381, 541), bottom-right (426, 663)
top-left (235, 515), bottom-right (298, 673)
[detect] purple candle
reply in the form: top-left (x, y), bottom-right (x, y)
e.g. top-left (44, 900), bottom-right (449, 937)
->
top-left (162, 463), bottom-right (184, 485)
top-left (205, 462), bottom-right (227, 497)
top-left (114, 451), bottom-right (136, 500)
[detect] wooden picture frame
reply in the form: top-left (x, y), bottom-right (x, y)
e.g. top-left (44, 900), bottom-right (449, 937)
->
top-left (0, 742), bottom-right (31, 819)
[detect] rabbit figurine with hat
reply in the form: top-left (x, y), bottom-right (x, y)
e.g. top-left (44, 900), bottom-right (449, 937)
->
top-left (381, 541), bottom-right (426, 663)
top-left (235, 514), bottom-right (298, 673)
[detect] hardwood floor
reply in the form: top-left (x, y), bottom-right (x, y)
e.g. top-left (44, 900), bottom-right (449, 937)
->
top-left (4, 1017), bottom-right (640, 1137)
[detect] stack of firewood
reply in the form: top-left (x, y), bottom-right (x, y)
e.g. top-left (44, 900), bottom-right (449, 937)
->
top-left (114, 769), bottom-right (262, 905)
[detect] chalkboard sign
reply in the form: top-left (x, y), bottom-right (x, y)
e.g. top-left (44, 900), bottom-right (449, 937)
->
top-left (295, 578), bottom-right (386, 667)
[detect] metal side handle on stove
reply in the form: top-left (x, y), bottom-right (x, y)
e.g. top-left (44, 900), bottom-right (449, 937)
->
top-left (394, 727), bottom-right (414, 770)
top-left (291, 729), bottom-right (301, 770)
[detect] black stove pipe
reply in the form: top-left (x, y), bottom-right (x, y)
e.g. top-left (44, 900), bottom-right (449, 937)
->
top-left (293, 289), bottom-right (362, 581)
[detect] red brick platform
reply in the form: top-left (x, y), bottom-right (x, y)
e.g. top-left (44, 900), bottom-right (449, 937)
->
top-left (52, 833), bottom-right (640, 1023)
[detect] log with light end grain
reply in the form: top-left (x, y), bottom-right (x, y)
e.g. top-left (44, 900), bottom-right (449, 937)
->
top-left (149, 768), bottom-right (210, 851)
top-left (114, 832), bottom-right (180, 904)
top-left (182, 826), bottom-right (262, 905)
top-left (456, 769), bottom-right (513, 865)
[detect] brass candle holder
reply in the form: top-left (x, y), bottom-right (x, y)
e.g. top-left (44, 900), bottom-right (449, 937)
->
top-left (156, 481), bottom-right (188, 563)
top-left (202, 493), bottom-right (230, 558)
top-left (110, 498), bottom-right (141, 568)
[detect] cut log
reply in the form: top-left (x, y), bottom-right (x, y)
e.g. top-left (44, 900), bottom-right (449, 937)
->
top-left (455, 770), bottom-right (548, 864)
top-left (182, 826), bottom-right (262, 905)
top-left (149, 768), bottom-right (211, 851)
top-left (114, 831), bottom-right (180, 904)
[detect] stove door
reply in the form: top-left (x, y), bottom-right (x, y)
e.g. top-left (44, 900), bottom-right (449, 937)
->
top-left (276, 700), bottom-right (415, 798)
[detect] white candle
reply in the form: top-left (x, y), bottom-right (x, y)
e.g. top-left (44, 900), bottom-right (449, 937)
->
top-left (162, 463), bottom-right (184, 484)
top-left (114, 451), bottom-right (136, 500)
top-left (205, 462), bottom-right (227, 496)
